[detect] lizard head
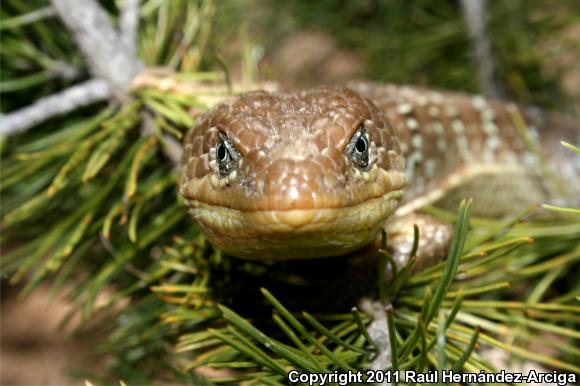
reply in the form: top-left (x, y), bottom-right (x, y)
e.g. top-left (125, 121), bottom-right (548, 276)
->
top-left (180, 86), bottom-right (406, 259)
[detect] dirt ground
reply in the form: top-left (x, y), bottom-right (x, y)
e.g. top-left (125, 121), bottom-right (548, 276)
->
top-left (1, 281), bottom-right (105, 386)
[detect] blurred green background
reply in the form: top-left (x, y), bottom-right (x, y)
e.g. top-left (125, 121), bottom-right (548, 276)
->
top-left (229, 0), bottom-right (580, 109)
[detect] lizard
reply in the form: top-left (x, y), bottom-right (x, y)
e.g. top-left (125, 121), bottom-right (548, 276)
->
top-left (179, 82), bottom-right (579, 371)
top-left (179, 82), bottom-right (579, 270)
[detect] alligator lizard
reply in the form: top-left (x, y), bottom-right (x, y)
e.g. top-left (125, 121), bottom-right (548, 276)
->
top-left (180, 83), bottom-right (579, 267)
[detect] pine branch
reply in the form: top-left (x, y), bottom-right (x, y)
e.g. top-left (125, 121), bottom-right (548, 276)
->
top-left (49, 0), bottom-right (143, 99)
top-left (460, 0), bottom-right (505, 99)
top-left (0, 6), bottom-right (56, 30)
top-left (360, 299), bottom-right (392, 371)
top-left (47, 60), bottom-right (83, 81)
top-left (120, 0), bottom-right (140, 61)
top-left (1, 1), bottom-right (145, 138)
top-left (0, 79), bottom-right (111, 135)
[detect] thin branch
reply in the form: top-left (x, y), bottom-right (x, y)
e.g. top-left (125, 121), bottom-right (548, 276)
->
top-left (0, 79), bottom-right (111, 136)
top-left (48, 60), bottom-right (83, 81)
top-left (460, 0), bottom-right (505, 99)
top-left (4, 0), bottom-right (180, 172)
top-left (49, 0), bottom-right (143, 98)
top-left (1, 0), bottom-right (144, 137)
top-left (0, 6), bottom-right (56, 30)
top-left (360, 299), bottom-right (393, 372)
top-left (120, 0), bottom-right (141, 60)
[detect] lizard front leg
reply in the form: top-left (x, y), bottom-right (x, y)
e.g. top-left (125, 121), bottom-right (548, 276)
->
top-left (356, 213), bottom-right (453, 374)
top-left (386, 212), bottom-right (454, 272)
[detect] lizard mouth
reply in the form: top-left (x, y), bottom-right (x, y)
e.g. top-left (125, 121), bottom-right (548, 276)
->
top-left (184, 189), bottom-right (403, 260)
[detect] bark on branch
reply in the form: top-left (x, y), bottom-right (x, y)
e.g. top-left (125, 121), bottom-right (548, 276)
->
top-left (0, 79), bottom-right (111, 136)
top-left (2, 0), bottom-right (144, 136)
top-left (120, 0), bottom-right (140, 61)
top-left (49, 0), bottom-right (143, 99)
top-left (460, 0), bottom-right (505, 99)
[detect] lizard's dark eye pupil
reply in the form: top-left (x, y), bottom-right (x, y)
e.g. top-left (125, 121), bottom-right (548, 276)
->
top-left (216, 143), bottom-right (227, 161)
top-left (346, 125), bottom-right (371, 170)
top-left (355, 136), bottom-right (367, 153)
top-left (215, 134), bottom-right (241, 176)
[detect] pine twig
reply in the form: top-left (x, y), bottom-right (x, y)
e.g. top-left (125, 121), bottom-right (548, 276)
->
top-left (0, 6), bottom-right (56, 30)
top-left (48, 60), bottom-right (83, 81)
top-left (360, 299), bottom-right (393, 372)
top-left (460, 0), bottom-right (504, 99)
top-left (50, 0), bottom-right (143, 98)
top-left (0, 79), bottom-right (111, 136)
top-left (2, 0), bottom-right (145, 137)
top-left (120, 0), bottom-right (140, 61)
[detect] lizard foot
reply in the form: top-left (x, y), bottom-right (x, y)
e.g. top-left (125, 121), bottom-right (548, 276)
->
top-left (386, 213), bottom-right (453, 272)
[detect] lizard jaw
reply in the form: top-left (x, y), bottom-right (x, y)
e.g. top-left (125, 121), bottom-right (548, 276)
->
top-left (184, 189), bottom-right (403, 260)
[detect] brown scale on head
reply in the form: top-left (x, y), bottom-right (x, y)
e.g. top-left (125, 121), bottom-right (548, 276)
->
top-left (181, 86), bottom-right (406, 260)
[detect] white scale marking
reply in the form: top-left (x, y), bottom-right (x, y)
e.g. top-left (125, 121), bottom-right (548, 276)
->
top-left (452, 119), bottom-right (465, 135)
top-left (425, 159), bottom-right (436, 177)
top-left (416, 95), bottom-right (429, 106)
top-left (472, 96), bottom-right (487, 110)
top-left (430, 122), bottom-right (447, 152)
top-left (445, 105), bottom-right (459, 117)
top-left (483, 122), bottom-right (498, 135)
top-left (427, 105), bottom-right (440, 117)
top-left (405, 151), bottom-right (423, 181)
top-left (483, 136), bottom-right (501, 163)
top-left (397, 103), bottom-right (413, 115)
top-left (406, 118), bottom-right (419, 131)
top-left (411, 134), bottom-right (423, 149)
top-left (480, 108), bottom-right (495, 121)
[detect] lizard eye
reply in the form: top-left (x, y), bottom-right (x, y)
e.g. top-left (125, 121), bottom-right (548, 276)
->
top-left (216, 133), bottom-right (241, 176)
top-left (346, 125), bottom-right (370, 170)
